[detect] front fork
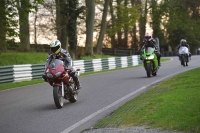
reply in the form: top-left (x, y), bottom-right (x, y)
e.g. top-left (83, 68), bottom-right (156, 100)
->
top-left (61, 82), bottom-right (64, 97)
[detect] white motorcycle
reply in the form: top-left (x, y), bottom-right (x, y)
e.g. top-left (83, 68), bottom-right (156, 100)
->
top-left (178, 46), bottom-right (190, 66)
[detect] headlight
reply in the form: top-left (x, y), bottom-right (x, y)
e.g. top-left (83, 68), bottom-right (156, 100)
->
top-left (55, 72), bottom-right (62, 78)
top-left (147, 55), bottom-right (154, 60)
top-left (47, 73), bottom-right (53, 78)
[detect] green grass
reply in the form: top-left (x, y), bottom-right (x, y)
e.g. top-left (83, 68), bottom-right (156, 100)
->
top-left (0, 51), bottom-right (115, 66)
top-left (0, 79), bottom-right (44, 91)
top-left (94, 67), bottom-right (200, 133)
top-left (79, 54), bottom-right (115, 60)
top-left (0, 52), bottom-right (48, 66)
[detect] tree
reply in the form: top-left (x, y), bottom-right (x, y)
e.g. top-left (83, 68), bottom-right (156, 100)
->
top-left (16, 0), bottom-right (43, 51)
top-left (139, 0), bottom-right (147, 48)
top-left (96, 0), bottom-right (110, 54)
top-left (55, 0), bottom-right (68, 50)
top-left (0, 1), bottom-right (7, 50)
top-left (149, 0), bottom-right (165, 48)
top-left (106, 0), bottom-right (139, 49)
top-left (157, 0), bottom-right (200, 53)
top-left (17, 0), bottom-right (31, 51)
top-left (85, 0), bottom-right (95, 56)
top-left (0, 0), bottom-right (19, 50)
top-left (67, 0), bottom-right (85, 58)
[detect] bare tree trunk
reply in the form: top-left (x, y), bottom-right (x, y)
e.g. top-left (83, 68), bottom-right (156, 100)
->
top-left (96, 0), bottom-right (110, 54)
top-left (34, 12), bottom-right (37, 44)
top-left (117, 0), bottom-right (122, 48)
top-left (18, 0), bottom-right (30, 51)
top-left (123, 0), bottom-right (128, 48)
top-left (67, 0), bottom-right (79, 59)
top-left (109, 0), bottom-right (117, 48)
top-left (132, 24), bottom-right (138, 50)
top-left (139, 0), bottom-right (148, 48)
top-left (55, 0), bottom-right (68, 49)
top-left (85, 0), bottom-right (95, 56)
top-left (131, 0), bottom-right (139, 51)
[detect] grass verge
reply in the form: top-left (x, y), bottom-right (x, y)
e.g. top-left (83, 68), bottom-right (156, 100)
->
top-left (94, 67), bottom-right (200, 133)
top-left (0, 52), bottom-right (115, 66)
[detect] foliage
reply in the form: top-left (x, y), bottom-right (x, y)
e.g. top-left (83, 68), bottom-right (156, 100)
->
top-left (149, 0), bottom-right (166, 46)
top-left (0, 0), bottom-right (19, 49)
top-left (106, 3), bottom-right (140, 36)
top-left (0, 0), bottom-right (44, 50)
top-left (154, 0), bottom-right (200, 52)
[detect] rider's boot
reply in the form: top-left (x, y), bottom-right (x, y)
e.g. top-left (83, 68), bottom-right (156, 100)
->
top-left (73, 77), bottom-right (82, 90)
top-left (156, 54), bottom-right (161, 66)
top-left (186, 62), bottom-right (188, 66)
top-left (158, 59), bottom-right (161, 66)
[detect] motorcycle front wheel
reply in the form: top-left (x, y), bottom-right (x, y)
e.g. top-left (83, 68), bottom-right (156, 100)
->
top-left (145, 62), bottom-right (152, 77)
top-left (180, 55), bottom-right (185, 66)
top-left (53, 86), bottom-right (64, 109)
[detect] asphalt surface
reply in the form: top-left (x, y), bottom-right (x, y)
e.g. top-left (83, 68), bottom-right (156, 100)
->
top-left (0, 56), bottom-right (199, 133)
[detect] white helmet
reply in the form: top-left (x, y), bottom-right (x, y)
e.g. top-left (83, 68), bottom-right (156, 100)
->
top-left (50, 40), bottom-right (61, 54)
top-left (145, 33), bottom-right (152, 42)
top-left (180, 39), bottom-right (186, 46)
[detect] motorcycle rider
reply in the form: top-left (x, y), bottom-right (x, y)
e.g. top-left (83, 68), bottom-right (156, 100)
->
top-left (176, 39), bottom-right (191, 66)
top-left (176, 39), bottom-right (190, 53)
top-left (140, 33), bottom-right (161, 66)
top-left (42, 40), bottom-right (82, 90)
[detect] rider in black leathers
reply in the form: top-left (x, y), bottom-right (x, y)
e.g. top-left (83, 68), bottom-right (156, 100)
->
top-left (176, 39), bottom-right (190, 53)
top-left (42, 40), bottom-right (82, 90)
top-left (176, 39), bottom-right (191, 66)
top-left (140, 33), bottom-right (161, 66)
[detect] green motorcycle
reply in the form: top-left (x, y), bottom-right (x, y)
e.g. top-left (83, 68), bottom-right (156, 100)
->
top-left (140, 47), bottom-right (159, 77)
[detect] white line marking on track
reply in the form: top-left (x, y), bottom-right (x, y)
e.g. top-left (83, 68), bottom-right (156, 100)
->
top-left (61, 66), bottom-right (199, 133)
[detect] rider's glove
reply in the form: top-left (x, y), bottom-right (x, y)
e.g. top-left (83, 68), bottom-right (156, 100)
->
top-left (42, 74), bottom-right (47, 82)
top-left (64, 66), bottom-right (73, 70)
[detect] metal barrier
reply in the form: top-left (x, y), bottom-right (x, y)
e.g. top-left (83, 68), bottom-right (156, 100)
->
top-left (0, 55), bottom-right (140, 84)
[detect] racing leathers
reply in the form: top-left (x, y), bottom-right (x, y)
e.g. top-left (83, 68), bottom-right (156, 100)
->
top-left (140, 38), bottom-right (161, 66)
top-left (43, 48), bottom-right (82, 90)
top-left (176, 43), bottom-right (190, 54)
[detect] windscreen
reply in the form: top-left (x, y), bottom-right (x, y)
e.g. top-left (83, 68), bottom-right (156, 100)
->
top-left (145, 47), bottom-right (154, 53)
top-left (179, 46), bottom-right (189, 54)
top-left (49, 59), bottom-right (64, 68)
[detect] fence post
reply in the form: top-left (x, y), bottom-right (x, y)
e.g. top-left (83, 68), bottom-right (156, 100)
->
top-left (129, 50), bottom-right (132, 55)
top-left (114, 48), bottom-right (117, 56)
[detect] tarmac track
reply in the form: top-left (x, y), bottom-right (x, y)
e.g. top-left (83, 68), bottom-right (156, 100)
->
top-left (0, 56), bottom-right (199, 133)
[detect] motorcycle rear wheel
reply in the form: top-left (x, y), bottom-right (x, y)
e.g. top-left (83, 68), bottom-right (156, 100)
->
top-left (53, 86), bottom-right (64, 109)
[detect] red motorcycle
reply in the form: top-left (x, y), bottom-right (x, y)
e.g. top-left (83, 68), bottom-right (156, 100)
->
top-left (45, 58), bottom-right (79, 109)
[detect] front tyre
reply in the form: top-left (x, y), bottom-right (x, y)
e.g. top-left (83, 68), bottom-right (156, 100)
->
top-left (53, 86), bottom-right (64, 109)
top-left (180, 55), bottom-right (185, 66)
top-left (145, 63), bottom-right (152, 77)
